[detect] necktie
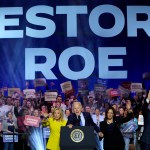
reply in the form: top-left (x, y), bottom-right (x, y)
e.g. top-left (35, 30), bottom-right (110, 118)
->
top-left (79, 115), bottom-right (83, 126)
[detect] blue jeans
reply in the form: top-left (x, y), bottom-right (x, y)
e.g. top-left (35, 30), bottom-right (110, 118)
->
top-left (94, 132), bottom-right (103, 150)
top-left (124, 137), bottom-right (130, 150)
top-left (4, 143), bottom-right (14, 150)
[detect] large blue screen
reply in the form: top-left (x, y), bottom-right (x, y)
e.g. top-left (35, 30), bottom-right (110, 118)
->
top-left (0, 0), bottom-right (150, 92)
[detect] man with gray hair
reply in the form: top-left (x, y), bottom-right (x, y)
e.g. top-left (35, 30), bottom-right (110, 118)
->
top-left (67, 102), bottom-right (101, 150)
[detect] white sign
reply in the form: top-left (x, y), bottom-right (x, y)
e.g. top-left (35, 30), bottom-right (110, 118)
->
top-left (34, 78), bottom-right (46, 87)
top-left (94, 84), bottom-right (106, 92)
top-left (8, 88), bottom-right (21, 97)
top-left (23, 89), bottom-right (36, 98)
top-left (60, 81), bottom-right (73, 93)
top-left (44, 92), bottom-right (58, 101)
top-left (131, 83), bottom-right (142, 92)
top-left (118, 86), bottom-right (130, 97)
top-left (138, 115), bottom-right (144, 125)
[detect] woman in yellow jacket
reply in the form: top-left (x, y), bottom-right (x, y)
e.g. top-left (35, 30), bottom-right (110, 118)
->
top-left (43, 108), bottom-right (67, 150)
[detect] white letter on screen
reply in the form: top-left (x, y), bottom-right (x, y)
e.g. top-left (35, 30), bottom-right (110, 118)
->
top-left (89, 5), bottom-right (125, 37)
top-left (0, 7), bottom-right (23, 38)
top-left (25, 48), bottom-right (57, 79)
top-left (127, 6), bottom-right (150, 37)
top-left (98, 47), bottom-right (127, 79)
top-left (26, 5), bottom-right (56, 38)
top-left (56, 6), bottom-right (87, 37)
top-left (58, 47), bottom-right (95, 80)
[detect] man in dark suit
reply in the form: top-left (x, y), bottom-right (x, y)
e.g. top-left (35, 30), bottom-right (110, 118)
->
top-left (141, 91), bottom-right (150, 150)
top-left (67, 102), bottom-right (101, 150)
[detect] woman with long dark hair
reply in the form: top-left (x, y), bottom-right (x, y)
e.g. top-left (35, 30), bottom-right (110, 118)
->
top-left (99, 107), bottom-right (133, 150)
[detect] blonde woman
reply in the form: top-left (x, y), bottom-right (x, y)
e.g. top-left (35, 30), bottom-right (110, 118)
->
top-left (43, 108), bottom-right (67, 150)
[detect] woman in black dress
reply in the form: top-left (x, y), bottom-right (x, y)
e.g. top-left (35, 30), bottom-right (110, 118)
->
top-left (99, 107), bottom-right (133, 150)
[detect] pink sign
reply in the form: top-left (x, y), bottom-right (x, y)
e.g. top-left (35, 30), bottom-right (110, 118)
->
top-left (24, 115), bottom-right (40, 127)
top-left (109, 89), bottom-right (120, 97)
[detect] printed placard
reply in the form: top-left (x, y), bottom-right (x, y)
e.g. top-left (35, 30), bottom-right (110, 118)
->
top-left (34, 78), bottom-right (46, 87)
top-left (118, 86), bottom-right (130, 98)
top-left (109, 89), bottom-right (120, 97)
top-left (94, 84), bottom-right (106, 92)
top-left (44, 92), bottom-right (58, 101)
top-left (138, 115), bottom-right (144, 125)
top-left (3, 134), bottom-right (18, 142)
top-left (8, 88), bottom-right (20, 97)
top-left (60, 81), bottom-right (73, 93)
top-left (24, 115), bottom-right (40, 127)
top-left (131, 83), bottom-right (142, 92)
top-left (121, 82), bottom-right (131, 90)
top-left (23, 89), bottom-right (36, 98)
top-left (43, 127), bottom-right (50, 138)
top-left (121, 119), bottom-right (138, 134)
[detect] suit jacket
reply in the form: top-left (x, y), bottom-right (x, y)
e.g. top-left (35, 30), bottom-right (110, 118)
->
top-left (67, 112), bottom-right (100, 133)
top-left (141, 100), bottom-right (150, 144)
top-left (99, 112), bottom-right (133, 150)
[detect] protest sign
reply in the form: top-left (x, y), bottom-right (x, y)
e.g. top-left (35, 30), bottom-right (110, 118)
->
top-left (8, 88), bottom-right (20, 97)
top-left (24, 115), bottom-right (40, 127)
top-left (120, 119), bottom-right (138, 138)
top-left (131, 83), bottom-right (142, 92)
top-left (118, 86), bottom-right (130, 98)
top-left (3, 134), bottom-right (18, 142)
top-left (78, 79), bottom-right (89, 96)
top-left (34, 78), bottom-right (46, 87)
top-left (109, 89), bottom-right (120, 97)
top-left (44, 92), bottom-right (58, 101)
top-left (121, 82), bottom-right (131, 90)
top-left (138, 115), bottom-right (144, 125)
top-left (60, 81), bottom-right (74, 97)
top-left (43, 127), bottom-right (50, 138)
top-left (60, 81), bottom-right (73, 93)
top-left (23, 89), bottom-right (36, 98)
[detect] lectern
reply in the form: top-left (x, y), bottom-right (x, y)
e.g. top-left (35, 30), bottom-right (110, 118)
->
top-left (60, 126), bottom-right (95, 150)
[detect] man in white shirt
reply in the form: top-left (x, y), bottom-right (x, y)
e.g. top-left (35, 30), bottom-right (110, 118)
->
top-left (0, 97), bottom-right (13, 120)
top-left (92, 108), bottom-right (104, 150)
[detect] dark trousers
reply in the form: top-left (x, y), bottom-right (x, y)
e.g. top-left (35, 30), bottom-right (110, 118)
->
top-left (0, 136), bottom-right (4, 149)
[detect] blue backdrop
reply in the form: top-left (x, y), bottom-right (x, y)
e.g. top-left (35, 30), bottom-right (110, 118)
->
top-left (0, 0), bottom-right (150, 93)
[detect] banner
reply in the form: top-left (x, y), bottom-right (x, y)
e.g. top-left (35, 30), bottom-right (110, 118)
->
top-left (34, 78), bottom-right (46, 87)
top-left (23, 89), bottom-right (36, 98)
top-left (0, 1), bottom-right (150, 93)
top-left (120, 119), bottom-right (138, 138)
top-left (131, 83), bottom-right (142, 92)
top-left (43, 127), bottom-right (50, 138)
top-left (24, 115), bottom-right (40, 127)
top-left (118, 86), bottom-right (130, 98)
top-left (3, 134), bottom-right (18, 143)
top-left (44, 91), bottom-right (58, 101)
top-left (109, 89), bottom-right (120, 97)
top-left (121, 82), bottom-right (131, 90)
top-left (78, 79), bottom-right (89, 96)
top-left (138, 115), bottom-right (144, 125)
top-left (8, 88), bottom-right (20, 97)
top-left (60, 81), bottom-right (73, 93)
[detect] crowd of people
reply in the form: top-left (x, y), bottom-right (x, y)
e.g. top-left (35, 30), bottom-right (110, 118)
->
top-left (0, 87), bottom-right (150, 150)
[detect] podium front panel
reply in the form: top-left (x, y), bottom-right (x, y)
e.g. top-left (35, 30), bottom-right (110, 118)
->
top-left (60, 126), bottom-right (95, 150)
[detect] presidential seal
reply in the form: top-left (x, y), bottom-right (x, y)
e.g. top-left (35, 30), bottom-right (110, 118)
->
top-left (70, 129), bottom-right (84, 143)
